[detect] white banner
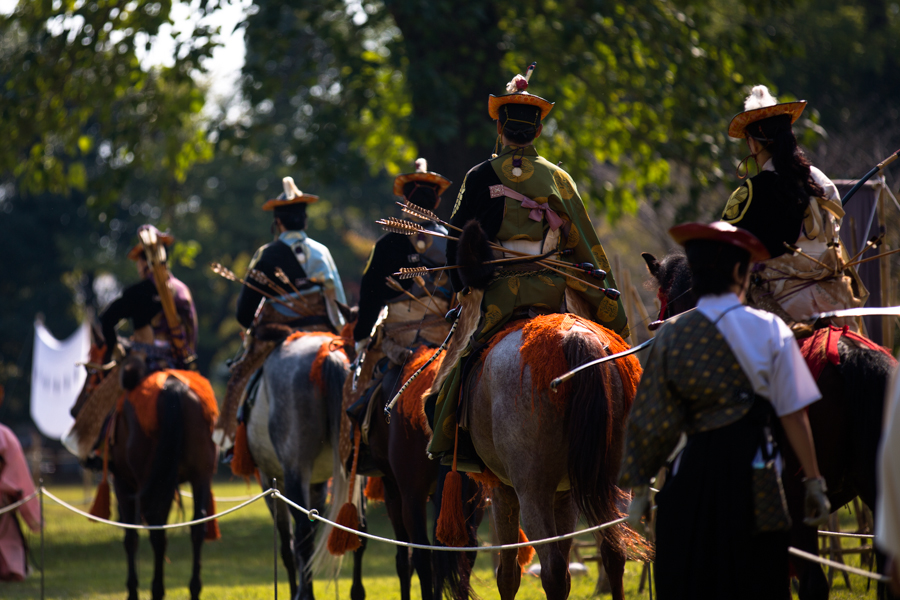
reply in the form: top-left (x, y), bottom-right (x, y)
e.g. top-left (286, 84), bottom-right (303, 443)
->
top-left (30, 321), bottom-right (90, 439)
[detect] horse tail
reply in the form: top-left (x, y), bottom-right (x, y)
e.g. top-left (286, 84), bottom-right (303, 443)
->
top-left (839, 339), bottom-right (894, 502)
top-left (563, 331), bottom-right (649, 558)
top-left (140, 377), bottom-right (185, 517)
top-left (309, 343), bottom-right (356, 578)
top-left (433, 466), bottom-right (485, 600)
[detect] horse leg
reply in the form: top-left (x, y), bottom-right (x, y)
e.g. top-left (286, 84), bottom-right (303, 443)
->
top-left (263, 477), bottom-right (298, 598)
top-left (491, 484), bottom-right (523, 600)
top-left (116, 480), bottom-right (140, 600)
top-left (598, 517), bottom-right (627, 600)
top-left (383, 477), bottom-right (413, 600)
top-left (284, 472), bottom-right (317, 600)
top-left (404, 491), bottom-right (432, 600)
top-left (188, 479), bottom-right (210, 600)
top-left (519, 489), bottom-right (570, 600)
top-left (350, 494), bottom-right (367, 600)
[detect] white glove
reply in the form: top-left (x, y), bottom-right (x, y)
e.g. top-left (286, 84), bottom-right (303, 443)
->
top-left (627, 485), bottom-right (651, 534)
top-left (802, 477), bottom-right (831, 526)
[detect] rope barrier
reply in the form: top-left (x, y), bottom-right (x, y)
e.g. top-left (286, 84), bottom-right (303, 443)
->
top-left (272, 490), bottom-right (631, 552)
top-left (40, 488), bottom-right (269, 530)
top-left (25, 484), bottom-right (891, 587)
top-left (817, 530), bottom-right (875, 539)
top-left (788, 547), bottom-right (888, 582)
top-left (0, 490), bottom-right (39, 516)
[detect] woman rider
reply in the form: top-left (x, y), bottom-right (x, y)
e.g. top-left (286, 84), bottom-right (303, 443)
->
top-left (620, 221), bottom-right (831, 599)
top-left (721, 85), bottom-right (865, 327)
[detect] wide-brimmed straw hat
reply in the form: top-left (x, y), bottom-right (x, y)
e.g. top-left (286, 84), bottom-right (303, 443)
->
top-left (261, 177), bottom-right (319, 211)
top-left (127, 225), bottom-right (174, 260)
top-left (669, 221), bottom-right (770, 262)
top-left (393, 158), bottom-right (452, 197)
top-left (488, 62), bottom-right (554, 121)
top-left (728, 85), bottom-right (806, 139)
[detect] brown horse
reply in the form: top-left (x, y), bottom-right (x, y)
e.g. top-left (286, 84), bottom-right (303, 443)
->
top-left (65, 334), bottom-right (217, 600)
top-left (461, 313), bottom-right (646, 600)
top-left (364, 347), bottom-right (484, 600)
top-left (644, 251), bottom-right (897, 600)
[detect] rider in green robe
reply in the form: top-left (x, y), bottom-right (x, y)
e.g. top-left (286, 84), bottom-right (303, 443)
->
top-left (427, 64), bottom-right (628, 467)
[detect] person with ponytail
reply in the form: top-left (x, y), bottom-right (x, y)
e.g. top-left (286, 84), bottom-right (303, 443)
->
top-left (721, 85), bottom-right (866, 328)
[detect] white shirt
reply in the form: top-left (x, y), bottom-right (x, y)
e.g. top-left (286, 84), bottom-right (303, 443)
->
top-left (696, 293), bottom-right (821, 416)
top-left (761, 158), bottom-right (840, 256)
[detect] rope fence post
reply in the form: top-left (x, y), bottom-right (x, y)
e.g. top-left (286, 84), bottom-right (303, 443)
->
top-left (272, 479), bottom-right (277, 600)
top-left (39, 480), bottom-right (45, 600)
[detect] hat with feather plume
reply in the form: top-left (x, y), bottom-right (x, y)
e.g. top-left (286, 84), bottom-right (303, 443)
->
top-left (488, 62), bottom-right (554, 121)
top-left (728, 85), bottom-right (806, 139)
top-left (261, 177), bottom-right (319, 211)
top-left (393, 158), bottom-right (452, 197)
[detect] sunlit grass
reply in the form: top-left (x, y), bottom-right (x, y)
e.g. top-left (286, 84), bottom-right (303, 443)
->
top-left (2, 481), bottom-right (879, 599)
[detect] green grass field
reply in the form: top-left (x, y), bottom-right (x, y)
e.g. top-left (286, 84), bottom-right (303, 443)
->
top-left (2, 481), bottom-right (880, 599)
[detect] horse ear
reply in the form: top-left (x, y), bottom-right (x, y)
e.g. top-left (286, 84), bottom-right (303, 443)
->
top-left (336, 301), bottom-right (357, 324)
top-left (641, 252), bottom-right (661, 279)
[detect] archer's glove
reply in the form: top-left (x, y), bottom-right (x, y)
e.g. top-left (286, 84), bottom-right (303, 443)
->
top-left (802, 477), bottom-right (831, 526)
top-left (627, 485), bottom-right (651, 534)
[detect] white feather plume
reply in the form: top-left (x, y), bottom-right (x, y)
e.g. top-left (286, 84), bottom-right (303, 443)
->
top-left (744, 85), bottom-right (778, 111)
top-left (415, 158), bottom-right (427, 173)
top-left (282, 176), bottom-right (302, 199)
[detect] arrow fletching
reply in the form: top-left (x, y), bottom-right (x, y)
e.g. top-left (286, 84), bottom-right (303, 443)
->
top-left (377, 217), bottom-right (424, 236)
top-left (210, 262), bottom-right (238, 282)
top-left (397, 267), bottom-right (430, 280)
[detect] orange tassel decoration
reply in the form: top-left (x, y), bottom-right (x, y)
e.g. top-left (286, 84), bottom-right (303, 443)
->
top-left (89, 479), bottom-right (111, 520)
top-left (436, 425), bottom-right (468, 547)
top-left (517, 528), bottom-right (536, 568)
top-left (231, 422), bottom-right (255, 478)
top-left (327, 424), bottom-right (362, 555)
top-left (205, 490), bottom-right (221, 541)
top-left (364, 476), bottom-right (384, 502)
top-left (89, 420), bottom-right (113, 520)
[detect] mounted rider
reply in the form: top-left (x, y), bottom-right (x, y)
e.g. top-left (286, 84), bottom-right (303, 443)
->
top-left (345, 159), bottom-right (454, 472)
top-left (99, 224), bottom-right (198, 372)
top-left (220, 177), bottom-right (348, 449)
top-left (426, 63), bottom-right (628, 468)
top-left (721, 85), bottom-right (866, 330)
top-left (235, 176), bottom-right (347, 333)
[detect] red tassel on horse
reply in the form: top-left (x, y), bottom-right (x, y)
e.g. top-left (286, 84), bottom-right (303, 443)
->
top-left (364, 476), bottom-right (384, 502)
top-left (231, 422), bottom-right (255, 478)
top-left (205, 490), bottom-right (221, 541)
top-left (517, 528), bottom-right (536, 568)
top-left (328, 424), bottom-right (362, 555)
top-left (89, 478), bottom-right (111, 520)
top-left (436, 425), bottom-right (468, 547)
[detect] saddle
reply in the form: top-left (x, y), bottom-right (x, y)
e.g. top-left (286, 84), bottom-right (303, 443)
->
top-left (220, 304), bottom-right (333, 444)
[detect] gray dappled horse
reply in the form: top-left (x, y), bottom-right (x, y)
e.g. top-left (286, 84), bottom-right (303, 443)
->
top-left (465, 321), bottom-right (643, 600)
top-left (244, 333), bottom-right (366, 600)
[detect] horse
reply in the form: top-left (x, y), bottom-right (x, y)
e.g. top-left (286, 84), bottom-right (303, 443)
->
top-left (364, 347), bottom-right (484, 600)
top-left (644, 251), bottom-right (896, 600)
top-left (65, 333), bottom-right (218, 600)
top-left (236, 331), bottom-right (367, 600)
top-left (458, 312), bottom-right (647, 600)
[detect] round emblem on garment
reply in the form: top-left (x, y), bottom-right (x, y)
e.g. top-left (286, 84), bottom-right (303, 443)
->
top-left (566, 222), bottom-right (580, 249)
top-left (501, 157), bottom-right (535, 182)
top-left (552, 169), bottom-right (577, 200)
top-left (537, 274), bottom-right (556, 287)
top-left (482, 304), bottom-right (503, 334)
top-left (591, 245), bottom-right (612, 272)
top-left (508, 276), bottom-right (521, 295)
top-left (596, 296), bottom-right (619, 322)
top-left (416, 240), bottom-right (426, 250)
top-left (566, 275), bottom-right (587, 292)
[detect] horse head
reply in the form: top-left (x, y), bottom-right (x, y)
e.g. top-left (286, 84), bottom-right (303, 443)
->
top-left (642, 251), bottom-right (694, 320)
